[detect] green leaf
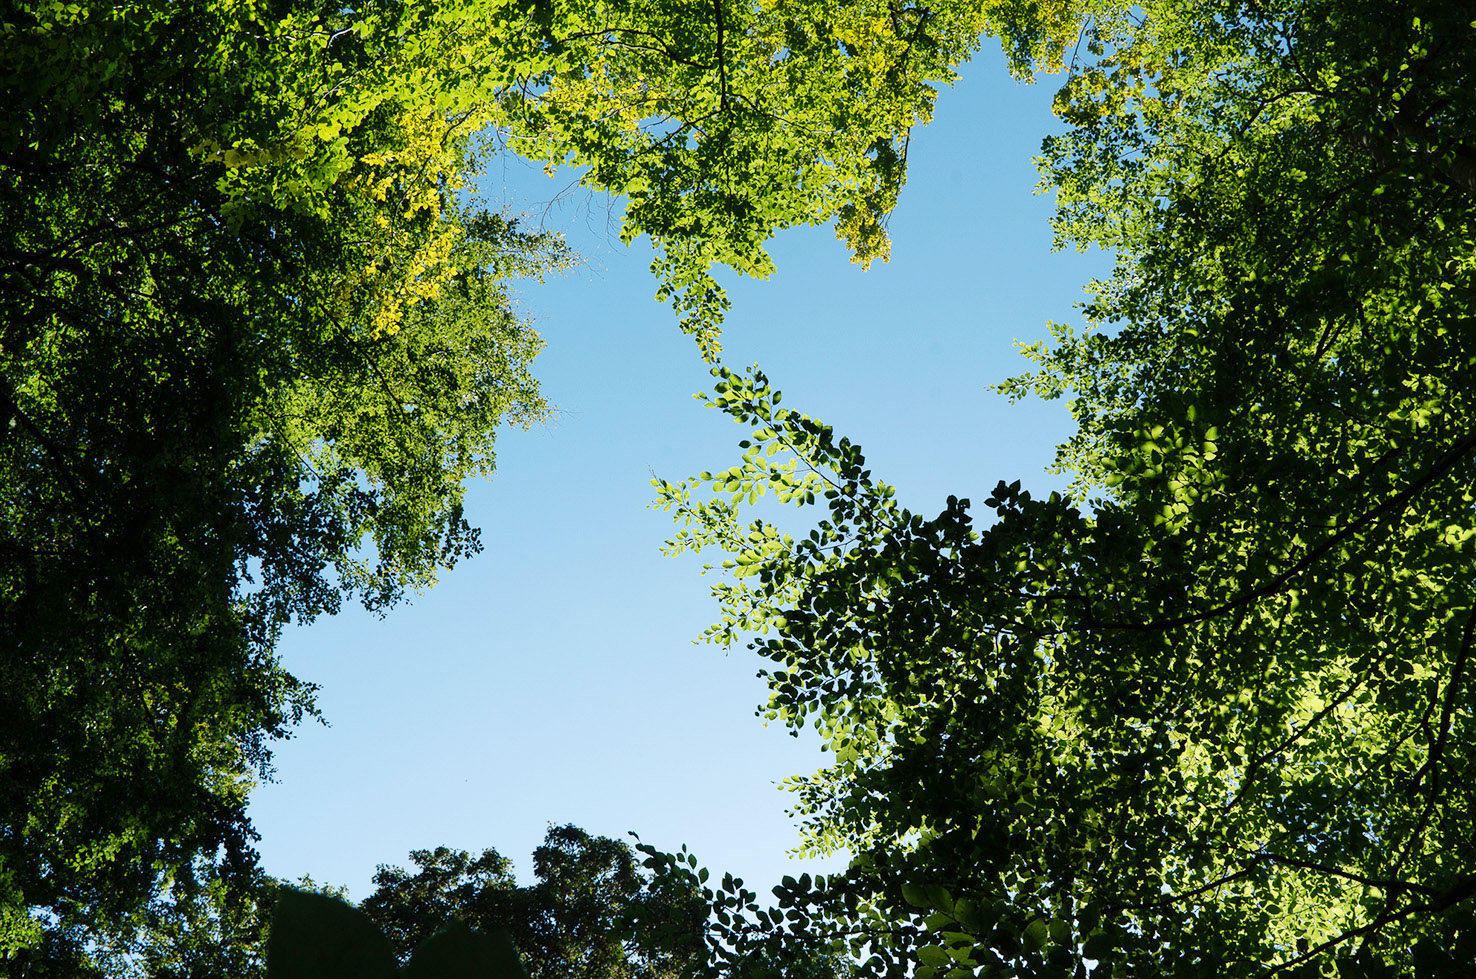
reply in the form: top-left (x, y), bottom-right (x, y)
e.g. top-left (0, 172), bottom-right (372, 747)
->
top-left (901, 883), bottom-right (930, 908)
top-left (1082, 932), bottom-right (1113, 962)
top-left (917, 946), bottom-right (953, 967)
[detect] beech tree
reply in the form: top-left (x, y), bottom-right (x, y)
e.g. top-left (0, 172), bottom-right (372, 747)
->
top-left (656, 0), bottom-right (1476, 976)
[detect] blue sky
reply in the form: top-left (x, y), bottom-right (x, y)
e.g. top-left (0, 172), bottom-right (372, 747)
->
top-left (246, 41), bottom-right (1110, 897)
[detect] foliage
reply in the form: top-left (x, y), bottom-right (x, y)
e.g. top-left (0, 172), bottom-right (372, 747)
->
top-left (267, 887), bottom-right (528, 979)
top-left (362, 825), bottom-right (706, 979)
top-left (1, 859), bottom-right (350, 979)
top-left (1, 0), bottom-right (1037, 955)
top-left (655, 1), bottom-right (1476, 974)
top-left (2, 0), bottom-right (559, 952)
top-left (104, 861), bottom-right (284, 979)
top-left (728, 942), bottom-right (858, 979)
top-left (20, 825), bottom-right (692, 979)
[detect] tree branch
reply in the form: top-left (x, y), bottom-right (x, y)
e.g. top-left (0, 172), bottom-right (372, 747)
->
top-left (713, 0), bottom-right (729, 109)
top-left (0, 374), bottom-right (88, 503)
top-left (1085, 431), bottom-right (1476, 633)
top-left (1409, 602), bottom-right (1476, 793)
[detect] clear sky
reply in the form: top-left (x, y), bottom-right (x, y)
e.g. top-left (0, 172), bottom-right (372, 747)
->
top-left (245, 41), bottom-right (1111, 898)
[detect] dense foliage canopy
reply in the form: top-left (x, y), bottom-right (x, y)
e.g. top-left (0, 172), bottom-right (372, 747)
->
top-left (54, 825), bottom-right (699, 979)
top-left (2, 2), bottom-right (554, 955)
top-left (11, 0), bottom-right (1474, 973)
top-left (1, 0), bottom-right (1012, 959)
top-left (363, 825), bottom-right (705, 979)
top-left (656, 0), bottom-right (1476, 976)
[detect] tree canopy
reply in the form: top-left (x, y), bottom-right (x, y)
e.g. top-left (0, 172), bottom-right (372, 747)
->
top-left (362, 825), bottom-right (705, 979)
top-left (10, 0), bottom-right (1475, 972)
top-left (41, 825), bottom-right (700, 979)
top-left (655, 0), bottom-right (1476, 976)
top-left (3, 2), bottom-right (556, 951)
top-left (1, 0), bottom-right (1013, 958)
